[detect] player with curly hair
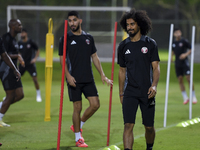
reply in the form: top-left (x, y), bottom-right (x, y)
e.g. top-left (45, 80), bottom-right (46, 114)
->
top-left (118, 8), bottom-right (160, 150)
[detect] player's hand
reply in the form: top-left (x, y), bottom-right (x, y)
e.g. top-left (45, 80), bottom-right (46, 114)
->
top-left (30, 58), bottom-right (36, 64)
top-left (67, 75), bottom-right (76, 87)
top-left (179, 53), bottom-right (187, 60)
top-left (148, 86), bottom-right (157, 99)
top-left (101, 75), bottom-right (113, 86)
top-left (18, 54), bottom-right (25, 67)
top-left (14, 69), bottom-right (21, 81)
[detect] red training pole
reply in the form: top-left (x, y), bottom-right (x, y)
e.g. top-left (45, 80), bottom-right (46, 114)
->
top-left (107, 22), bottom-right (118, 146)
top-left (57, 20), bottom-right (68, 150)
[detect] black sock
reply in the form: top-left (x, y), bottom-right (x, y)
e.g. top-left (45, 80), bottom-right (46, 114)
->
top-left (146, 143), bottom-right (154, 150)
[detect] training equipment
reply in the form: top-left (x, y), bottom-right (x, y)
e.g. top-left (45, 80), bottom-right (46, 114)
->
top-left (44, 18), bottom-right (54, 121)
top-left (76, 139), bottom-right (88, 147)
top-left (164, 25), bottom-right (196, 127)
top-left (163, 24), bottom-right (174, 128)
top-left (103, 148), bottom-right (111, 150)
top-left (56, 20), bottom-right (67, 150)
top-left (176, 117), bottom-right (200, 127)
top-left (107, 22), bottom-right (117, 146)
top-left (0, 120), bottom-right (10, 127)
top-left (189, 26), bottom-right (195, 119)
top-left (109, 145), bottom-right (121, 150)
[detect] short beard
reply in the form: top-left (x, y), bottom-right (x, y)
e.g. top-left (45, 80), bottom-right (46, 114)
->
top-left (128, 28), bottom-right (139, 38)
top-left (71, 24), bottom-right (80, 32)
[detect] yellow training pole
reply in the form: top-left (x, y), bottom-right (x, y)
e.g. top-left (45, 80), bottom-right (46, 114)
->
top-left (122, 31), bottom-right (128, 40)
top-left (44, 18), bottom-right (54, 121)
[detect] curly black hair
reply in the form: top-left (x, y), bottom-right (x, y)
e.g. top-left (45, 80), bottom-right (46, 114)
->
top-left (119, 8), bottom-right (152, 35)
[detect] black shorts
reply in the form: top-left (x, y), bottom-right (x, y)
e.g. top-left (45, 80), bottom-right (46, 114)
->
top-left (19, 63), bottom-right (37, 77)
top-left (175, 64), bottom-right (190, 77)
top-left (123, 86), bottom-right (155, 126)
top-left (0, 68), bottom-right (22, 91)
top-left (67, 81), bottom-right (98, 102)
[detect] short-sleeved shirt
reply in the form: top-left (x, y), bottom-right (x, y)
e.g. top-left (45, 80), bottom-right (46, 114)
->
top-left (172, 38), bottom-right (191, 67)
top-left (0, 37), bottom-right (5, 55)
top-left (59, 31), bottom-right (97, 83)
top-left (117, 35), bottom-right (160, 96)
top-left (1, 33), bottom-right (19, 66)
top-left (18, 39), bottom-right (38, 65)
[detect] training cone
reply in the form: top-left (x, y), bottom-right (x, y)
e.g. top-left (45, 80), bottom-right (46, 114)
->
top-left (109, 145), bottom-right (120, 150)
top-left (103, 148), bottom-right (111, 150)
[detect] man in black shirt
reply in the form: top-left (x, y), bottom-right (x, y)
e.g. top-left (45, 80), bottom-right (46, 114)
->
top-left (0, 37), bottom-right (21, 127)
top-left (0, 19), bottom-right (24, 127)
top-left (172, 28), bottom-right (197, 104)
top-left (59, 11), bottom-right (112, 147)
top-left (18, 28), bottom-right (42, 102)
top-left (118, 8), bottom-right (160, 150)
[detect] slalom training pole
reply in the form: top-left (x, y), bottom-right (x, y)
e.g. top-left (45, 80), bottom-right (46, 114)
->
top-left (57, 20), bottom-right (68, 150)
top-left (163, 24), bottom-right (174, 128)
top-left (189, 26), bottom-right (195, 120)
top-left (107, 21), bottom-right (117, 146)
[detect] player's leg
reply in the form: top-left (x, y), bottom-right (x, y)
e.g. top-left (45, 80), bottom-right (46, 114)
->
top-left (185, 74), bottom-right (197, 104)
top-left (68, 84), bottom-right (88, 147)
top-left (122, 94), bottom-right (139, 150)
top-left (81, 81), bottom-right (99, 123)
top-left (176, 66), bottom-right (189, 104)
top-left (11, 87), bottom-right (24, 104)
top-left (73, 100), bottom-right (82, 132)
top-left (27, 64), bottom-right (41, 102)
top-left (140, 97), bottom-right (155, 150)
top-left (123, 123), bottom-right (134, 150)
top-left (178, 75), bottom-right (189, 104)
top-left (0, 89), bottom-right (15, 127)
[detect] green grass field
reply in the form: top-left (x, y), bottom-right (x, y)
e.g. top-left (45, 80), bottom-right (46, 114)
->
top-left (0, 61), bottom-right (200, 150)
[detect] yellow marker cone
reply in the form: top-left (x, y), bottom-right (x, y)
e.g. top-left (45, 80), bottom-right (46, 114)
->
top-left (109, 145), bottom-right (120, 150)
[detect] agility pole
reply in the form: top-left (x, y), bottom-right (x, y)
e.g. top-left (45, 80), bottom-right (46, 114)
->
top-left (57, 20), bottom-right (68, 150)
top-left (189, 26), bottom-right (195, 120)
top-left (107, 22), bottom-right (118, 146)
top-left (163, 24), bottom-right (174, 128)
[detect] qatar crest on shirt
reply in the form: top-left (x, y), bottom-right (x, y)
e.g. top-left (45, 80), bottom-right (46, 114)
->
top-left (141, 47), bottom-right (148, 54)
top-left (27, 44), bottom-right (31, 48)
top-left (86, 39), bottom-right (90, 45)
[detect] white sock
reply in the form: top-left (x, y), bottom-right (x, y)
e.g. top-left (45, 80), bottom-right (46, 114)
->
top-left (75, 132), bottom-right (81, 142)
top-left (192, 91), bottom-right (196, 98)
top-left (80, 121), bottom-right (85, 129)
top-left (0, 113), bottom-right (4, 121)
top-left (36, 90), bottom-right (41, 96)
top-left (0, 102), bottom-right (2, 109)
top-left (181, 91), bottom-right (188, 100)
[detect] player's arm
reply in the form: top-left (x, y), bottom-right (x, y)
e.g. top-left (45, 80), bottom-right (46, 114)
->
top-left (91, 52), bottom-right (112, 86)
top-left (1, 52), bottom-right (21, 80)
top-left (30, 49), bottom-right (40, 64)
top-left (148, 61), bottom-right (160, 99)
top-left (118, 67), bottom-right (126, 104)
top-left (179, 49), bottom-right (191, 60)
top-left (8, 53), bottom-right (25, 67)
top-left (59, 55), bottom-right (76, 87)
